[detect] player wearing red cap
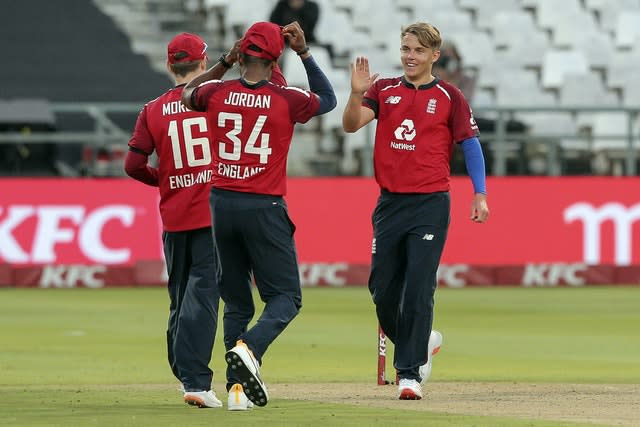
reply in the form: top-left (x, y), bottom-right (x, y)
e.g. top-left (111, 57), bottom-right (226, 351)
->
top-left (343, 22), bottom-right (490, 400)
top-left (182, 21), bottom-right (336, 408)
top-left (126, 33), bottom-right (245, 409)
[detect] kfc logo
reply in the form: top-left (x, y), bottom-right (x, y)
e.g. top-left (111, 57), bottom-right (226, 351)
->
top-left (0, 205), bottom-right (135, 264)
top-left (299, 263), bottom-right (348, 286)
top-left (39, 264), bottom-right (107, 288)
top-left (564, 202), bottom-right (640, 265)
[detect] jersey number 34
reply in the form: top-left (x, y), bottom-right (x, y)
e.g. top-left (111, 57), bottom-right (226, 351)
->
top-left (167, 113), bottom-right (272, 169)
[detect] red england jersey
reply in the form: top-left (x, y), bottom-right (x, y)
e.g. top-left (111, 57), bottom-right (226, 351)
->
top-left (129, 85), bottom-right (213, 231)
top-left (193, 79), bottom-right (319, 195)
top-left (363, 77), bottom-right (478, 193)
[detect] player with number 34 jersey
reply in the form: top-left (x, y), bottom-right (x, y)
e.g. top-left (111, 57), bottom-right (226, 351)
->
top-left (192, 74), bottom-right (318, 195)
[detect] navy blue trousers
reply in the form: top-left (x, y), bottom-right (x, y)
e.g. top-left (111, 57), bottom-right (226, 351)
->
top-left (163, 227), bottom-right (220, 392)
top-left (368, 191), bottom-right (450, 381)
top-left (209, 188), bottom-right (302, 390)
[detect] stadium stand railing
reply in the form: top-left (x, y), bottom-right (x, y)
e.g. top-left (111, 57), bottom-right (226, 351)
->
top-left (0, 103), bottom-right (637, 177)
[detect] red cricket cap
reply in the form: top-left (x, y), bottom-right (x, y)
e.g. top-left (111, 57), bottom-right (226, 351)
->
top-left (167, 32), bottom-right (208, 64)
top-left (240, 22), bottom-right (284, 61)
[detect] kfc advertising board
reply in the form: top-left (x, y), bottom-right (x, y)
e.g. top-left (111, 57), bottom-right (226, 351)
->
top-left (287, 177), bottom-right (640, 266)
top-left (0, 179), bottom-right (163, 266)
top-left (1, 177), bottom-right (639, 287)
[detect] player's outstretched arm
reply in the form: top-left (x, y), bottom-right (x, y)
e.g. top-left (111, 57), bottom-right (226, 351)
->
top-left (342, 57), bottom-right (376, 132)
top-left (282, 21), bottom-right (336, 115)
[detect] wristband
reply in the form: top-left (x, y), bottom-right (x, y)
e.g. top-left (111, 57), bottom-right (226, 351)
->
top-left (218, 54), bottom-right (232, 69)
top-left (296, 46), bottom-right (310, 56)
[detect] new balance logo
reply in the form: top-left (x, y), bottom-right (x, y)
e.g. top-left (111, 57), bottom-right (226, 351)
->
top-left (385, 96), bottom-right (402, 104)
top-left (372, 238), bottom-right (377, 254)
top-left (422, 233), bottom-right (434, 241)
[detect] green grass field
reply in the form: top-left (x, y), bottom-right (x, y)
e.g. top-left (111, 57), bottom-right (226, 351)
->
top-left (1, 286), bottom-right (639, 426)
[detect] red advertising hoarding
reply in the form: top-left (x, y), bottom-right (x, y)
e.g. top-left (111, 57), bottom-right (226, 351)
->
top-left (1, 177), bottom-right (639, 287)
top-left (287, 177), bottom-right (640, 266)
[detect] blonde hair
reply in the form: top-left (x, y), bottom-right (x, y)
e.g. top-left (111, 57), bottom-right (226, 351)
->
top-left (401, 23), bottom-right (442, 50)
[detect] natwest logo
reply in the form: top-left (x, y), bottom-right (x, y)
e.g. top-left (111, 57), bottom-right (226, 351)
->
top-left (0, 205), bottom-right (135, 264)
top-left (564, 202), bottom-right (640, 265)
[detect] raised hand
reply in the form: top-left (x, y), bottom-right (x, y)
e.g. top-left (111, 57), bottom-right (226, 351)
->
top-left (281, 21), bottom-right (307, 54)
top-left (225, 39), bottom-right (241, 65)
top-left (351, 56), bottom-right (379, 95)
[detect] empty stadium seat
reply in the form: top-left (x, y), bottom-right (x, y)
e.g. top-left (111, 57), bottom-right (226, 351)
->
top-left (471, 0), bottom-right (523, 30)
top-left (586, 0), bottom-right (640, 33)
top-left (534, 0), bottom-right (583, 30)
top-left (448, 31), bottom-right (494, 68)
top-left (559, 72), bottom-right (619, 106)
top-left (551, 11), bottom-right (599, 48)
top-left (281, 45), bottom-right (334, 88)
top-left (352, 4), bottom-right (409, 47)
top-left (491, 10), bottom-right (539, 49)
top-left (476, 51), bottom-right (522, 90)
top-left (316, 8), bottom-right (369, 56)
top-left (500, 30), bottom-right (549, 68)
top-left (566, 33), bottom-right (614, 69)
top-left (331, 0), bottom-right (358, 11)
top-left (223, 0), bottom-right (276, 36)
top-left (541, 50), bottom-right (589, 89)
top-left (606, 50), bottom-right (640, 88)
top-left (614, 11), bottom-right (640, 48)
top-left (406, 0), bottom-right (458, 12)
top-left (495, 70), bottom-right (555, 106)
top-left (415, 9), bottom-right (473, 39)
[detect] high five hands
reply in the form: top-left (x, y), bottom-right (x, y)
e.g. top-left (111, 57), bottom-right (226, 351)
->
top-left (350, 57), bottom-right (379, 95)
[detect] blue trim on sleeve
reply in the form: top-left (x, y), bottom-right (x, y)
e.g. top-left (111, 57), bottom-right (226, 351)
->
top-left (461, 137), bottom-right (487, 194)
top-left (302, 55), bottom-right (337, 115)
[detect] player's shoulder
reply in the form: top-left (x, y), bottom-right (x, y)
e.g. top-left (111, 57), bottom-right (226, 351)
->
top-left (269, 82), bottom-right (310, 93)
top-left (144, 86), bottom-right (182, 108)
top-left (434, 79), bottom-right (466, 101)
top-left (267, 82), bottom-right (314, 99)
top-left (374, 76), bottom-right (403, 92)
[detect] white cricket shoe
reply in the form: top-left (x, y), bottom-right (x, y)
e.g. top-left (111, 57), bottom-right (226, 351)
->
top-left (225, 340), bottom-right (269, 406)
top-left (398, 378), bottom-right (423, 400)
top-left (419, 330), bottom-right (443, 385)
top-left (183, 390), bottom-right (223, 408)
top-left (227, 383), bottom-right (254, 411)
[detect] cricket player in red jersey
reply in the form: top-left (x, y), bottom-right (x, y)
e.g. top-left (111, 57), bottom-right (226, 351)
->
top-left (182, 21), bottom-right (335, 407)
top-left (343, 22), bottom-right (490, 400)
top-left (125, 32), bottom-right (288, 410)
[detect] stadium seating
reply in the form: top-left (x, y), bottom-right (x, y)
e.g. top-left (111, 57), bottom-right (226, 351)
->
top-left (5, 0), bottom-right (639, 176)
top-left (1, 0), bottom-right (173, 176)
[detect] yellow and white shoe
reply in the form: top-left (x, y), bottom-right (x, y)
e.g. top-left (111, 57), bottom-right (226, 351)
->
top-left (225, 340), bottom-right (269, 406)
top-left (228, 383), bottom-right (254, 411)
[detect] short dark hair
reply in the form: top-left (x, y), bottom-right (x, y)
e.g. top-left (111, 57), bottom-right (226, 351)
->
top-left (240, 52), bottom-right (273, 68)
top-left (170, 58), bottom-right (201, 77)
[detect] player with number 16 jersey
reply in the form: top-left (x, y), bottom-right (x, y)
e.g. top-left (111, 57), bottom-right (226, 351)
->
top-left (129, 84), bottom-right (213, 231)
